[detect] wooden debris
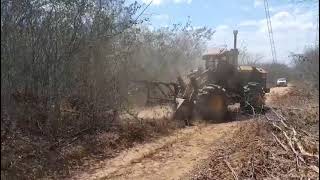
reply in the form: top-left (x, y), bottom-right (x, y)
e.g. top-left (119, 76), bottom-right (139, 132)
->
top-left (271, 108), bottom-right (289, 128)
top-left (291, 127), bottom-right (319, 160)
top-left (281, 127), bottom-right (305, 164)
top-left (309, 165), bottom-right (319, 174)
top-left (224, 159), bottom-right (238, 180)
top-left (271, 132), bottom-right (288, 151)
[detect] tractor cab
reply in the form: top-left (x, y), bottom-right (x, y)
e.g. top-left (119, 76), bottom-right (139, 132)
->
top-left (202, 30), bottom-right (239, 71)
top-left (202, 49), bottom-right (238, 89)
top-left (202, 30), bottom-right (239, 88)
top-left (202, 48), bottom-right (228, 71)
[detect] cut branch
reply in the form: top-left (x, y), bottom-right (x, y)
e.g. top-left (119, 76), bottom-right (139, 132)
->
top-left (224, 159), bottom-right (239, 180)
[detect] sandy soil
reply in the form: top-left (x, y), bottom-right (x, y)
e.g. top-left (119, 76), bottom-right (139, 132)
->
top-left (265, 84), bottom-right (293, 105)
top-left (136, 105), bottom-right (173, 120)
top-left (70, 86), bottom-right (292, 180)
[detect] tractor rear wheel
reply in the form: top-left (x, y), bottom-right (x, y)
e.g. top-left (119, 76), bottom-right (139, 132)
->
top-left (196, 85), bottom-right (228, 122)
top-left (241, 82), bottom-right (265, 114)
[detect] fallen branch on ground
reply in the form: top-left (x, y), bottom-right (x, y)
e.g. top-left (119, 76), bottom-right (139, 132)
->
top-left (271, 132), bottom-right (288, 151)
top-left (309, 165), bottom-right (319, 173)
top-left (271, 108), bottom-right (289, 128)
top-left (291, 127), bottom-right (319, 160)
top-left (281, 126), bottom-right (305, 164)
top-left (224, 159), bottom-right (239, 180)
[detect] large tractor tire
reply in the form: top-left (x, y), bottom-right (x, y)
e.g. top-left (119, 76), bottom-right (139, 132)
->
top-left (196, 84), bottom-right (228, 122)
top-left (241, 82), bottom-right (266, 114)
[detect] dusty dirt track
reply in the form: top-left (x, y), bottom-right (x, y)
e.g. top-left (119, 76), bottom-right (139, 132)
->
top-left (71, 86), bottom-right (291, 180)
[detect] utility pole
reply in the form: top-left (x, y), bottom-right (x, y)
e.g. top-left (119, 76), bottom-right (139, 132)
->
top-left (264, 0), bottom-right (277, 63)
top-left (316, 1), bottom-right (319, 48)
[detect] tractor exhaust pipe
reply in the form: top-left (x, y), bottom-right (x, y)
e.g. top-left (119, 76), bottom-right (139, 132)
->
top-left (233, 30), bottom-right (238, 49)
top-left (233, 30), bottom-right (239, 66)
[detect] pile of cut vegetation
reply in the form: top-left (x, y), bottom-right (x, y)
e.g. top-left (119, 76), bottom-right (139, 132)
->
top-left (189, 84), bottom-right (319, 179)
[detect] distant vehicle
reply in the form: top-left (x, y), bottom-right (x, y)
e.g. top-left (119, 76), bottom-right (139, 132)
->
top-left (276, 78), bottom-right (287, 87)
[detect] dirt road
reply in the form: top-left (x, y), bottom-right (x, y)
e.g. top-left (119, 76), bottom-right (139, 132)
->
top-left (72, 86), bottom-right (290, 180)
top-left (73, 120), bottom-right (243, 180)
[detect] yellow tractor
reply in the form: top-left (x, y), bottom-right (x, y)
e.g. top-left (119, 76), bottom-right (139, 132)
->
top-left (134, 30), bottom-right (269, 121)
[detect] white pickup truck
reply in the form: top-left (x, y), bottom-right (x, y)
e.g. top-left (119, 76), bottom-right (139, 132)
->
top-left (276, 78), bottom-right (287, 87)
